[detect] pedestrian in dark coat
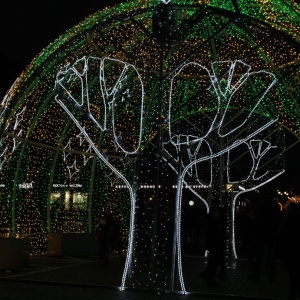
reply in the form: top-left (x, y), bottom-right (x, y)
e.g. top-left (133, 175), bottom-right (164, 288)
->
top-left (248, 194), bottom-right (282, 282)
top-left (200, 205), bottom-right (227, 285)
top-left (278, 202), bottom-right (300, 300)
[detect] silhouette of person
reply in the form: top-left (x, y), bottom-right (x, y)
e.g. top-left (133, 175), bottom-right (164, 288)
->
top-left (200, 205), bottom-right (227, 285)
top-left (278, 201), bottom-right (300, 300)
top-left (109, 213), bottom-right (125, 265)
top-left (248, 193), bottom-right (282, 282)
top-left (97, 211), bottom-right (112, 265)
top-left (239, 192), bottom-right (259, 263)
top-left (97, 211), bottom-right (125, 266)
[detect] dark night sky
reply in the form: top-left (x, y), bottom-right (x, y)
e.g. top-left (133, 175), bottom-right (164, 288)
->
top-left (0, 0), bottom-right (124, 96)
top-left (0, 0), bottom-right (299, 194)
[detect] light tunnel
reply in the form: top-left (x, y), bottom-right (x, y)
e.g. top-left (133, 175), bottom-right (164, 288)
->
top-left (0, 0), bottom-right (299, 292)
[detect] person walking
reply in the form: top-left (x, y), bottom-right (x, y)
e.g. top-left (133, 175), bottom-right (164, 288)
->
top-left (248, 194), bottom-right (282, 282)
top-left (278, 201), bottom-right (300, 300)
top-left (200, 205), bottom-right (227, 285)
top-left (96, 211), bottom-right (112, 265)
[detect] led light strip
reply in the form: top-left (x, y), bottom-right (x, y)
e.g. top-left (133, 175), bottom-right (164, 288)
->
top-left (0, 104), bottom-right (26, 163)
top-left (167, 60), bottom-right (281, 292)
top-left (162, 154), bottom-right (210, 212)
top-left (231, 171), bottom-right (284, 258)
top-left (163, 135), bottom-right (213, 185)
top-left (55, 56), bottom-right (145, 289)
top-left (56, 57), bottom-right (283, 293)
top-left (227, 139), bottom-right (278, 184)
top-left (67, 160), bottom-right (79, 179)
top-left (55, 96), bottom-right (136, 289)
top-left (55, 56), bottom-right (145, 155)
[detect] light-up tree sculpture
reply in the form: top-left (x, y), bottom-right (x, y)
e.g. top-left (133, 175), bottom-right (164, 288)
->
top-left (54, 56), bottom-right (144, 288)
top-left (0, 0), bottom-right (299, 294)
top-left (164, 59), bottom-right (284, 291)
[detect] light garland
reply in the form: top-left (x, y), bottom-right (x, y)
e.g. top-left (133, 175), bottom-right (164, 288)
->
top-left (0, 103), bottom-right (26, 170)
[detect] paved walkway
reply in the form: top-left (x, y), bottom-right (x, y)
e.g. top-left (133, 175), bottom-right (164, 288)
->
top-left (0, 254), bottom-right (290, 300)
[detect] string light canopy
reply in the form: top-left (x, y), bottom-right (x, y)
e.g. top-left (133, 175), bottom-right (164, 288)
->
top-left (0, 0), bottom-right (299, 293)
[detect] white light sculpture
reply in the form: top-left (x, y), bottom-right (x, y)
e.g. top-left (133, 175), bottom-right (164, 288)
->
top-left (12, 130), bottom-right (22, 152)
top-left (63, 139), bottom-right (72, 162)
top-left (82, 145), bottom-right (93, 166)
top-left (13, 106), bottom-right (26, 131)
top-left (76, 131), bottom-right (87, 146)
top-left (67, 160), bottom-right (79, 179)
top-left (227, 139), bottom-right (278, 183)
top-left (55, 56), bottom-right (145, 290)
top-left (0, 82), bottom-right (24, 171)
top-left (55, 56), bottom-right (284, 294)
top-left (166, 60), bottom-right (283, 292)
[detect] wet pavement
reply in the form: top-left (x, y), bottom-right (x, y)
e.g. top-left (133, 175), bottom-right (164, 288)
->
top-left (0, 254), bottom-right (290, 300)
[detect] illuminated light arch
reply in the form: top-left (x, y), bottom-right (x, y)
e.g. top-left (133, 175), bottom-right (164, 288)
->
top-left (0, 0), bottom-right (299, 294)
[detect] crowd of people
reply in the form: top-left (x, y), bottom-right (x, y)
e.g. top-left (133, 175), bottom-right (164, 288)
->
top-left (199, 192), bottom-right (300, 300)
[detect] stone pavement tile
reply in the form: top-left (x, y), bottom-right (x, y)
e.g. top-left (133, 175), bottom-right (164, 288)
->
top-left (0, 255), bottom-right (87, 279)
top-left (3, 255), bottom-right (123, 287)
top-left (130, 254), bottom-right (290, 300)
top-left (0, 255), bottom-right (290, 300)
top-left (0, 280), bottom-right (269, 300)
top-left (179, 256), bottom-right (289, 299)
